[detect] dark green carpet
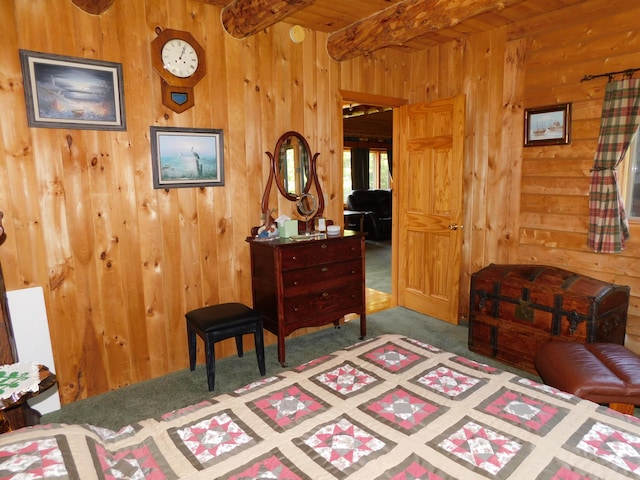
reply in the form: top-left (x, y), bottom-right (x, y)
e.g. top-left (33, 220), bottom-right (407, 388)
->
top-left (42, 307), bottom-right (539, 430)
top-left (41, 241), bottom-right (640, 428)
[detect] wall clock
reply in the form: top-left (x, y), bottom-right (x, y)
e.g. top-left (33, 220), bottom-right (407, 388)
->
top-left (151, 28), bottom-right (207, 113)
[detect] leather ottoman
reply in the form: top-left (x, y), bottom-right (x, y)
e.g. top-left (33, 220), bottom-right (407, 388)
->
top-left (534, 341), bottom-right (640, 415)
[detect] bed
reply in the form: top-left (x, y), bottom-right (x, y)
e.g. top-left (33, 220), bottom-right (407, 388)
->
top-left (1, 334), bottom-right (639, 479)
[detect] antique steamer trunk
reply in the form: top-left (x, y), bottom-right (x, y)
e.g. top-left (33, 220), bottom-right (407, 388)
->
top-left (468, 264), bottom-right (630, 374)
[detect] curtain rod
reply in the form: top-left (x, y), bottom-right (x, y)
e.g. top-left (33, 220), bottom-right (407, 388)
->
top-left (581, 67), bottom-right (640, 82)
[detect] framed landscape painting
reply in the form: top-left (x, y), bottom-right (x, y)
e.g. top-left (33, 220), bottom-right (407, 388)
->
top-left (524, 103), bottom-right (572, 146)
top-left (150, 126), bottom-right (225, 189)
top-left (20, 50), bottom-right (126, 130)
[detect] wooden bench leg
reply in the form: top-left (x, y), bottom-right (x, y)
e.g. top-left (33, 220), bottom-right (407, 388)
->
top-left (608, 403), bottom-right (635, 415)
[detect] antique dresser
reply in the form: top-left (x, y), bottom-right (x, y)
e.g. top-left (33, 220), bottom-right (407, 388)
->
top-left (247, 231), bottom-right (367, 366)
top-left (468, 263), bottom-right (630, 374)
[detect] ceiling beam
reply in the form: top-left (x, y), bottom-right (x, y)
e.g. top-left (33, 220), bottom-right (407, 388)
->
top-left (327, 0), bottom-right (521, 61)
top-left (221, 0), bottom-right (315, 38)
top-left (71, 0), bottom-right (114, 15)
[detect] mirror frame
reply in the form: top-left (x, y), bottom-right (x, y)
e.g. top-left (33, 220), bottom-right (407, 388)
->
top-left (255, 131), bottom-right (325, 234)
top-left (272, 131), bottom-right (312, 201)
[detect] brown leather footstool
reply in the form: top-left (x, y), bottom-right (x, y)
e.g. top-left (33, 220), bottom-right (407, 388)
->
top-left (534, 342), bottom-right (640, 415)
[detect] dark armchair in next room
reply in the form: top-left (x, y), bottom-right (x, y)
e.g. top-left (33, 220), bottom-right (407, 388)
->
top-left (344, 189), bottom-right (392, 241)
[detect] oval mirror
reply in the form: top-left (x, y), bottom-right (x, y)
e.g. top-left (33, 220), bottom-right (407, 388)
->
top-left (274, 131), bottom-right (311, 200)
top-left (252, 131), bottom-right (325, 237)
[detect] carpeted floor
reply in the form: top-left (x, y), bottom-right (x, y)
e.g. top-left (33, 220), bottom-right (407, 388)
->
top-left (364, 240), bottom-right (391, 293)
top-left (40, 242), bottom-right (640, 428)
top-left (41, 305), bottom-right (541, 431)
top-left (40, 241), bottom-right (542, 430)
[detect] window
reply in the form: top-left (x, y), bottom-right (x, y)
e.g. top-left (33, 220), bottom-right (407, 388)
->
top-left (343, 148), bottom-right (391, 204)
top-left (343, 149), bottom-right (352, 204)
top-left (621, 129), bottom-right (640, 218)
top-left (368, 149), bottom-right (391, 190)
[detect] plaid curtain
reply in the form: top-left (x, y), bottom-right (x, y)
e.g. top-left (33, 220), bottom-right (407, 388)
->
top-left (587, 78), bottom-right (640, 253)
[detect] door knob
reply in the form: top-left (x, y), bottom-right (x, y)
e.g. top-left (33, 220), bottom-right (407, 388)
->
top-left (448, 223), bottom-right (461, 230)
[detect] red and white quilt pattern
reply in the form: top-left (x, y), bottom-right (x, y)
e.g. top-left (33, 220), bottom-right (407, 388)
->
top-left (1, 334), bottom-right (639, 479)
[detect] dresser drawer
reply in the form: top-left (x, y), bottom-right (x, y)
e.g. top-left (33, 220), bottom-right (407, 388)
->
top-left (248, 231), bottom-right (366, 367)
top-left (283, 283), bottom-right (363, 323)
top-left (280, 237), bottom-right (361, 270)
top-left (282, 258), bottom-right (362, 292)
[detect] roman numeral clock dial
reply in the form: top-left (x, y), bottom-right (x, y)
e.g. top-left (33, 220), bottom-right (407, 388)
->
top-left (151, 28), bottom-right (207, 113)
top-left (162, 39), bottom-right (199, 78)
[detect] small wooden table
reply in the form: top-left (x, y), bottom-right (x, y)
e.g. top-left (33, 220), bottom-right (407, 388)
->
top-left (343, 210), bottom-right (371, 233)
top-left (0, 364), bottom-right (57, 433)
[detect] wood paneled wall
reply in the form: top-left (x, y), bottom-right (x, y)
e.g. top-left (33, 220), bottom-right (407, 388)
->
top-left (402, 0), bottom-right (640, 353)
top-left (0, 0), bottom-right (413, 403)
top-left (514, 0), bottom-right (640, 352)
top-left (2, 0), bottom-right (640, 405)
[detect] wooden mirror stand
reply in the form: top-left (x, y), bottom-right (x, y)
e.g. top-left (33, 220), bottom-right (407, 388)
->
top-left (252, 131), bottom-right (325, 236)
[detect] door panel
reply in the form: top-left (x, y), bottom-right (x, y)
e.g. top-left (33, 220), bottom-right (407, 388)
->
top-left (395, 96), bottom-right (465, 324)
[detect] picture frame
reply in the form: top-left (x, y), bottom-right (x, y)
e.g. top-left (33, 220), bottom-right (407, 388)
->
top-left (19, 50), bottom-right (126, 131)
top-left (150, 126), bottom-right (225, 189)
top-left (524, 103), bottom-right (571, 147)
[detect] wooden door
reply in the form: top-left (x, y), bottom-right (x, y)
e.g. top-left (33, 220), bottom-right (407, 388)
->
top-left (394, 95), bottom-right (465, 324)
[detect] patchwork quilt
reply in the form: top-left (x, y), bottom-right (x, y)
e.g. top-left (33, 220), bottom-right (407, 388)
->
top-left (1, 334), bottom-right (640, 479)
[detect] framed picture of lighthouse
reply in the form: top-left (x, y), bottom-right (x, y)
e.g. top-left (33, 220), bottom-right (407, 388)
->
top-left (150, 126), bottom-right (224, 189)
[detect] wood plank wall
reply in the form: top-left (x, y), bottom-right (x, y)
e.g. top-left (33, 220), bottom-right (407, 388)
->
top-left (399, 0), bottom-right (640, 352)
top-left (0, 0), bottom-right (413, 403)
top-left (405, 28), bottom-right (523, 321)
top-left (513, 0), bottom-right (640, 353)
top-left (2, 0), bottom-right (640, 405)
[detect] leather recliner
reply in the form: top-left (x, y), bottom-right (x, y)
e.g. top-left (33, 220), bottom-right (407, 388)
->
top-left (345, 189), bottom-right (392, 241)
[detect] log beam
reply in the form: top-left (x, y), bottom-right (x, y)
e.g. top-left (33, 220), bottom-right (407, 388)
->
top-left (221, 0), bottom-right (315, 38)
top-left (327, 0), bottom-right (522, 61)
top-left (71, 0), bottom-right (115, 15)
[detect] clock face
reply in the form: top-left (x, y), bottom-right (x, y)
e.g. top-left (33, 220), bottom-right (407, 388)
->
top-left (161, 38), bottom-right (199, 78)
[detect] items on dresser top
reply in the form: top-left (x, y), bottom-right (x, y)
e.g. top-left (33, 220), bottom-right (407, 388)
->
top-left (247, 231), bottom-right (366, 366)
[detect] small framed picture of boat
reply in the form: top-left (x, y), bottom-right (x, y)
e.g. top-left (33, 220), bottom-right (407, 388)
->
top-left (524, 103), bottom-right (571, 147)
top-left (150, 126), bottom-right (224, 189)
top-left (19, 50), bottom-right (126, 130)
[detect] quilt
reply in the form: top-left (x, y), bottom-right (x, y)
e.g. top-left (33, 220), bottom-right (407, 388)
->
top-left (1, 334), bottom-right (639, 479)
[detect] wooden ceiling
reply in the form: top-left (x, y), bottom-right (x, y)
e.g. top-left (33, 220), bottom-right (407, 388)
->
top-left (343, 110), bottom-right (393, 144)
top-left (69, 0), bottom-right (591, 140)
top-left (73, 0), bottom-right (591, 60)
top-left (204, 0), bottom-right (590, 61)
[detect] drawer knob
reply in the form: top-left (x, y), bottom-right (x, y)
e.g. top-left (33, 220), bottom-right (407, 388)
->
top-left (321, 243), bottom-right (327, 249)
top-left (291, 256), bottom-right (297, 260)
top-left (293, 281), bottom-right (298, 285)
top-left (321, 267), bottom-right (328, 272)
top-left (322, 292), bottom-right (329, 297)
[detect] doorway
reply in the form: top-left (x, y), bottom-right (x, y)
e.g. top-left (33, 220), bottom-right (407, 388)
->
top-left (340, 91), bottom-right (407, 314)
